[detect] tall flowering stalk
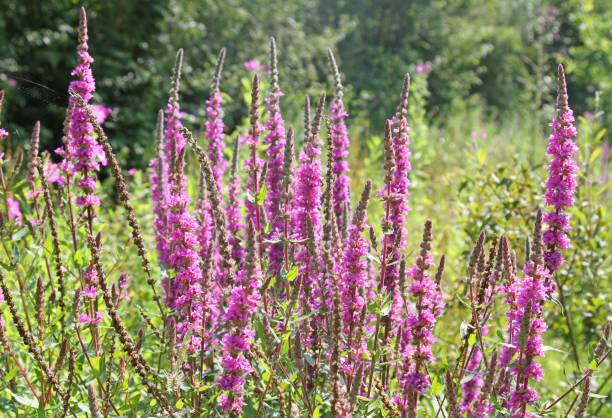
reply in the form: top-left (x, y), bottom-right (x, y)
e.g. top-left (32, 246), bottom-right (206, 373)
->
top-left (0, 90), bottom-right (7, 144)
top-left (150, 110), bottom-right (169, 264)
top-left (163, 49), bottom-right (186, 194)
top-left (61, 7), bottom-right (106, 208)
top-left (396, 220), bottom-right (445, 416)
top-left (218, 223), bottom-right (262, 414)
top-left (370, 78), bottom-right (410, 389)
top-left (244, 75), bottom-right (264, 238)
top-left (27, 121), bottom-right (40, 187)
top-left (156, 50), bottom-right (202, 324)
top-left (339, 181), bottom-right (372, 389)
top-left (165, 168), bottom-right (202, 320)
top-left (543, 64), bottom-right (578, 275)
top-left (205, 48), bottom-right (227, 187)
top-left (150, 50), bottom-right (184, 267)
top-left (382, 74), bottom-right (411, 293)
top-left (327, 49), bottom-right (351, 229)
top-left (291, 95), bottom-right (325, 315)
top-left (503, 211), bottom-right (549, 417)
top-left (264, 37), bottom-right (287, 272)
top-left (226, 137), bottom-right (245, 264)
top-left (197, 48), bottom-right (226, 288)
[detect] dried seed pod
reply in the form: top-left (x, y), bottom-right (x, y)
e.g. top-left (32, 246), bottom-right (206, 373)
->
top-left (435, 255), bottom-right (446, 285)
top-left (574, 376), bottom-right (590, 418)
top-left (35, 276), bottom-right (44, 338)
top-left (28, 121), bottom-right (41, 180)
top-left (468, 231), bottom-right (486, 278)
top-left (87, 383), bottom-right (103, 418)
top-left (445, 372), bottom-right (462, 418)
top-left (303, 96), bottom-right (311, 141)
top-left (530, 209), bottom-right (543, 266)
top-left (211, 47), bottom-right (226, 92)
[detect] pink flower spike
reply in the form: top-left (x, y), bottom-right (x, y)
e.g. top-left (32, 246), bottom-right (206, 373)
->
top-left (543, 65), bottom-right (578, 274)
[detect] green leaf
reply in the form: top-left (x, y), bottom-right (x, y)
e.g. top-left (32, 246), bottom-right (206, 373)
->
top-left (312, 406), bottom-right (321, 418)
top-left (542, 345), bottom-right (566, 354)
top-left (6, 390), bottom-right (38, 409)
top-left (175, 399), bottom-right (184, 409)
top-left (4, 366), bottom-right (18, 381)
top-left (589, 147), bottom-right (602, 164)
top-left (286, 265), bottom-right (299, 282)
top-left (431, 375), bottom-right (442, 396)
top-left (468, 333), bottom-right (476, 346)
top-left (91, 356), bottom-right (101, 377)
top-left (477, 149), bottom-right (487, 165)
top-left (12, 227), bottom-right (29, 241)
top-left (382, 225), bottom-right (394, 235)
top-left (594, 128), bottom-right (607, 143)
top-left (256, 183), bottom-right (267, 205)
top-left (588, 359), bottom-right (597, 370)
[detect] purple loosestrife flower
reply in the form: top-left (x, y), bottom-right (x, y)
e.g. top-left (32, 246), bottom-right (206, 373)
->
top-left (543, 65), bottom-right (578, 274)
top-left (339, 181), bottom-right (371, 379)
top-left (151, 49), bottom-right (183, 267)
top-left (62, 7), bottom-right (106, 208)
top-left (218, 223), bottom-right (261, 414)
top-left (264, 38), bottom-right (287, 272)
top-left (504, 211), bottom-right (549, 417)
top-left (158, 51), bottom-right (202, 327)
top-left (165, 179), bottom-right (202, 321)
top-left (328, 49), bottom-right (351, 228)
top-left (196, 49), bottom-right (226, 293)
top-left (291, 95), bottom-right (325, 313)
top-left (383, 75), bottom-right (411, 293)
top-left (162, 49), bottom-right (185, 192)
top-left (396, 221), bottom-right (445, 413)
top-left (79, 266), bottom-right (103, 328)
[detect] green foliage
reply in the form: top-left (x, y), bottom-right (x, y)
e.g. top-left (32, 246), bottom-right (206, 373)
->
top-left (0, 0), bottom-right (609, 168)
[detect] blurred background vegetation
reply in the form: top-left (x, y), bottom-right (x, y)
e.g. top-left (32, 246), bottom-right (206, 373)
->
top-left (0, 0), bottom-right (610, 413)
top-left (0, 0), bottom-right (609, 165)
